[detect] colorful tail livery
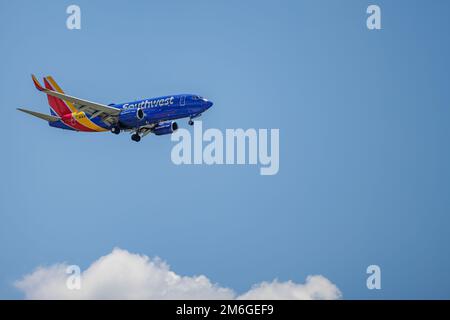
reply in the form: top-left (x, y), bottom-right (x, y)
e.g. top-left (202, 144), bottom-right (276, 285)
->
top-left (19, 75), bottom-right (214, 142)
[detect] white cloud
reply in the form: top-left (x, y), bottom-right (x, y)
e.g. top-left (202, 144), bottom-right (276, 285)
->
top-left (15, 248), bottom-right (342, 300)
top-left (237, 277), bottom-right (341, 300)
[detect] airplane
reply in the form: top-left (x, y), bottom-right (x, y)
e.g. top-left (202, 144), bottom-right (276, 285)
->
top-left (17, 75), bottom-right (213, 142)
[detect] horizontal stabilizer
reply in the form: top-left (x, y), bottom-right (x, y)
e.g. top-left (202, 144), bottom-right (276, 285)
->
top-left (17, 108), bottom-right (61, 122)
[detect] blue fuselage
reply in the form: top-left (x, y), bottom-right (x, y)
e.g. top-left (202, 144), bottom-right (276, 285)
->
top-left (49, 94), bottom-right (213, 131)
top-left (116, 94), bottom-right (213, 130)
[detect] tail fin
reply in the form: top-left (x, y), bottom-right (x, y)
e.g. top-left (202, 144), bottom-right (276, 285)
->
top-left (40, 76), bottom-right (76, 116)
top-left (17, 108), bottom-right (60, 122)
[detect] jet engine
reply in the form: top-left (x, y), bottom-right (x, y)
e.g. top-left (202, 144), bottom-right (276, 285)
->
top-left (153, 121), bottom-right (178, 135)
top-left (118, 108), bottom-right (146, 127)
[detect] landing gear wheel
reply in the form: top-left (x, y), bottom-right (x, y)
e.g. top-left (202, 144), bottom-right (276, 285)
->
top-left (111, 127), bottom-right (120, 135)
top-left (188, 119), bottom-right (194, 126)
top-left (131, 133), bottom-right (141, 142)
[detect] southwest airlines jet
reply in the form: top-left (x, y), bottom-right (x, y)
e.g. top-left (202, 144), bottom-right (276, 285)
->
top-left (18, 75), bottom-right (213, 142)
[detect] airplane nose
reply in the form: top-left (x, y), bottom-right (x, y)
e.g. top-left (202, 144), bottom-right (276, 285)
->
top-left (206, 101), bottom-right (213, 108)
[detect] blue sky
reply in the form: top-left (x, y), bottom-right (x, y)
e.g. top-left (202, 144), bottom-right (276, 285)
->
top-left (1, 0), bottom-right (450, 299)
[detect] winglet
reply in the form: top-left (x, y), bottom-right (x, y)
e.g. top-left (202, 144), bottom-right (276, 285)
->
top-left (31, 74), bottom-right (45, 91)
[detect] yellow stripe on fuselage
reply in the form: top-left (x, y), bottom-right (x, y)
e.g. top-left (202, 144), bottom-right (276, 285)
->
top-left (72, 112), bottom-right (108, 132)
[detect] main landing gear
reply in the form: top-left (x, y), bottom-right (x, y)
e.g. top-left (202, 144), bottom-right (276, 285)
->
top-left (111, 127), bottom-right (120, 135)
top-left (188, 119), bottom-right (194, 126)
top-left (131, 133), bottom-right (141, 142)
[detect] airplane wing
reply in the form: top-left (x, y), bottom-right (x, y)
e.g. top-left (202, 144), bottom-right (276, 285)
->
top-left (140, 124), bottom-right (157, 137)
top-left (32, 75), bottom-right (121, 125)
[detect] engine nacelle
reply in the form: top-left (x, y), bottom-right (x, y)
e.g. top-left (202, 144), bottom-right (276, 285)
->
top-left (118, 108), bottom-right (145, 128)
top-left (136, 108), bottom-right (144, 120)
top-left (153, 121), bottom-right (178, 135)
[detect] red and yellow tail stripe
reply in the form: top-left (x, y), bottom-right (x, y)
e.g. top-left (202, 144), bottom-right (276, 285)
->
top-left (40, 75), bottom-right (107, 132)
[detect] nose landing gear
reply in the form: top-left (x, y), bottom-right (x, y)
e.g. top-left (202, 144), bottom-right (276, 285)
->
top-left (188, 113), bottom-right (202, 126)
